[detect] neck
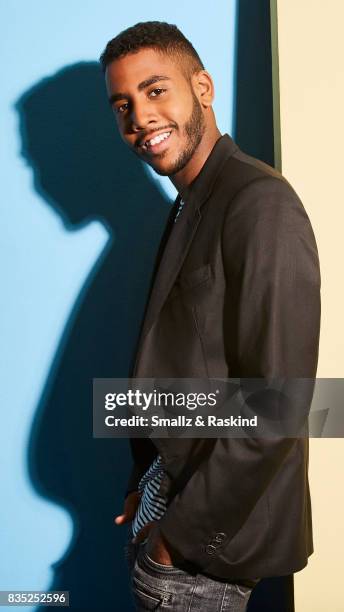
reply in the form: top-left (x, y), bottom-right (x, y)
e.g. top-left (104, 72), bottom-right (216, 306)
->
top-left (169, 125), bottom-right (222, 196)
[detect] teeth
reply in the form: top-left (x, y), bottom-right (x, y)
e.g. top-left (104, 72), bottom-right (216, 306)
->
top-left (144, 131), bottom-right (171, 148)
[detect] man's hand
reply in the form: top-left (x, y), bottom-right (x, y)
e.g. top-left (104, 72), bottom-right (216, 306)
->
top-left (114, 492), bottom-right (182, 567)
top-left (114, 491), bottom-right (141, 525)
top-left (133, 520), bottom-right (179, 567)
top-left (131, 519), bottom-right (157, 544)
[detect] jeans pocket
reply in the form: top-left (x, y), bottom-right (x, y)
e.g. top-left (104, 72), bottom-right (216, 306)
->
top-left (132, 574), bottom-right (172, 609)
top-left (139, 545), bottom-right (190, 576)
top-left (143, 550), bottom-right (177, 570)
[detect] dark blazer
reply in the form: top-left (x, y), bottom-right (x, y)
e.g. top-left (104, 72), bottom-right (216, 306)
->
top-left (127, 133), bottom-right (321, 580)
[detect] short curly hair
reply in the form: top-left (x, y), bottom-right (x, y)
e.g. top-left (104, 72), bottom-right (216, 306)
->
top-left (99, 21), bottom-right (205, 81)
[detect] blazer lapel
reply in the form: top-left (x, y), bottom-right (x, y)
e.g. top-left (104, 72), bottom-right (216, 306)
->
top-left (133, 134), bottom-right (239, 371)
top-left (139, 194), bottom-right (202, 342)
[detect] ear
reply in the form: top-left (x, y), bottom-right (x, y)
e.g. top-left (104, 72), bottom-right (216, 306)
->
top-left (191, 70), bottom-right (215, 108)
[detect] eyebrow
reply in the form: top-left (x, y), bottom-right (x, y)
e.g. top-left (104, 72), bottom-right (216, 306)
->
top-left (108, 75), bottom-right (171, 105)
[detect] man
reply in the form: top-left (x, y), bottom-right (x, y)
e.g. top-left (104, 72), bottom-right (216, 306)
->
top-left (100, 21), bottom-right (320, 611)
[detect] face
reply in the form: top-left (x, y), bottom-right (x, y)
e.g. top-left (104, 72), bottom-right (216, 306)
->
top-left (105, 48), bottom-right (206, 176)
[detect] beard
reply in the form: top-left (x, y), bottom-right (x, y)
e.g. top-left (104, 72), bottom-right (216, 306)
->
top-left (146, 91), bottom-right (206, 177)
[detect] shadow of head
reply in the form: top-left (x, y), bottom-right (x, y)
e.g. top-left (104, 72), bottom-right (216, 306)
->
top-left (15, 63), bottom-right (170, 611)
top-left (15, 61), bottom-right (167, 229)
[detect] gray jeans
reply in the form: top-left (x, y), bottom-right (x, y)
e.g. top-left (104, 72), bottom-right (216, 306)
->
top-left (124, 526), bottom-right (259, 611)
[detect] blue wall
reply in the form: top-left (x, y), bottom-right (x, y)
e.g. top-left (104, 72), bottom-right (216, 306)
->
top-left (1, 2), bottom-right (237, 610)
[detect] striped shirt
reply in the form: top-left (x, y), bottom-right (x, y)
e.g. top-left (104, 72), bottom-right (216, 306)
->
top-left (131, 454), bottom-right (167, 537)
top-left (132, 197), bottom-right (185, 539)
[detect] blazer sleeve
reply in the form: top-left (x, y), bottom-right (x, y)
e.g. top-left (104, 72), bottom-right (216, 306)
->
top-left (124, 437), bottom-right (159, 499)
top-left (158, 176), bottom-right (321, 570)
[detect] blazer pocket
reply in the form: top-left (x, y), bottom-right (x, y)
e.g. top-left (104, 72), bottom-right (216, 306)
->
top-left (178, 263), bottom-right (212, 290)
top-left (166, 264), bottom-right (212, 303)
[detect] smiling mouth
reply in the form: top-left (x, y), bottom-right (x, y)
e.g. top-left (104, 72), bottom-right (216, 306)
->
top-left (140, 130), bottom-right (172, 153)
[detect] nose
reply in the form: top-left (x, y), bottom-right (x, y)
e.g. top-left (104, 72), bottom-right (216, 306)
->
top-left (130, 99), bottom-right (157, 132)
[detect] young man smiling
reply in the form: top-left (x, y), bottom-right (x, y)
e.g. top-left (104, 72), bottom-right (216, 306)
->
top-left (104, 38), bottom-right (218, 189)
top-left (100, 21), bottom-right (320, 612)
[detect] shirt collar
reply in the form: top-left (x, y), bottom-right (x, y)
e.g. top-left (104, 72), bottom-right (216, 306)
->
top-left (177, 133), bottom-right (238, 209)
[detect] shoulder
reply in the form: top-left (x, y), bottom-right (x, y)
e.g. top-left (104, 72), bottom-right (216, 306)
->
top-left (219, 148), bottom-right (311, 233)
top-left (218, 150), bottom-right (319, 265)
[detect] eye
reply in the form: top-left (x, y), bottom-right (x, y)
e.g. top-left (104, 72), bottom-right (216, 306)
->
top-left (115, 103), bottom-right (128, 114)
top-left (149, 88), bottom-right (167, 98)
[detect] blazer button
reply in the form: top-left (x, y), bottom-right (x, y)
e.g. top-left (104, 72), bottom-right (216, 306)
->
top-left (214, 532), bottom-right (226, 543)
top-left (205, 544), bottom-right (217, 555)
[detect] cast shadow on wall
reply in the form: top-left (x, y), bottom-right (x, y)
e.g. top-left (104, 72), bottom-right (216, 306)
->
top-left (235, 1), bottom-right (294, 610)
top-left (16, 61), bottom-right (170, 611)
top-left (233, 0), bottom-right (275, 167)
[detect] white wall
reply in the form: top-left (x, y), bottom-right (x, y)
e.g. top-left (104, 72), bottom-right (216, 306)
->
top-left (276, 1), bottom-right (344, 609)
